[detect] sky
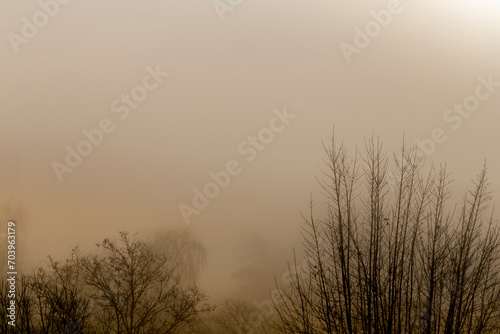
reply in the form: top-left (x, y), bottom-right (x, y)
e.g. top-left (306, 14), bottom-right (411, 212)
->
top-left (2, 0), bottom-right (500, 301)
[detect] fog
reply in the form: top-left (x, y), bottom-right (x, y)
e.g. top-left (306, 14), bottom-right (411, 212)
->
top-left (2, 0), bottom-right (500, 304)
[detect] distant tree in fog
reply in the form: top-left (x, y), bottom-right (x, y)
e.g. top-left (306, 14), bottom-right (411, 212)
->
top-left (149, 227), bottom-right (206, 284)
top-left (187, 298), bottom-right (276, 334)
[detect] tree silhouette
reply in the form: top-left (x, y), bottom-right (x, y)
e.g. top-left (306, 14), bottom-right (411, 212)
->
top-left (0, 228), bottom-right (208, 333)
top-left (83, 231), bottom-right (208, 334)
top-left (31, 248), bottom-right (90, 333)
top-left (272, 135), bottom-right (500, 334)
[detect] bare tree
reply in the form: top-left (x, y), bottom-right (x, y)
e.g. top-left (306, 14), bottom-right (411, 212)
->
top-left (83, 231), bottom-right (208, 334)
top-left (30, 248), bottom-right (91, 333)
top-left (0, 274), bottom-right (35, 333)
top-left (1, 227), bottom-right (209, 333)
top-left (273, 135), bottom-right (500, 334)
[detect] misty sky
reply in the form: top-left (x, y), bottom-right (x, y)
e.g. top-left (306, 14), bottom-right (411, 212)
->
top-left (2, 0), bottom-right (500, 301)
